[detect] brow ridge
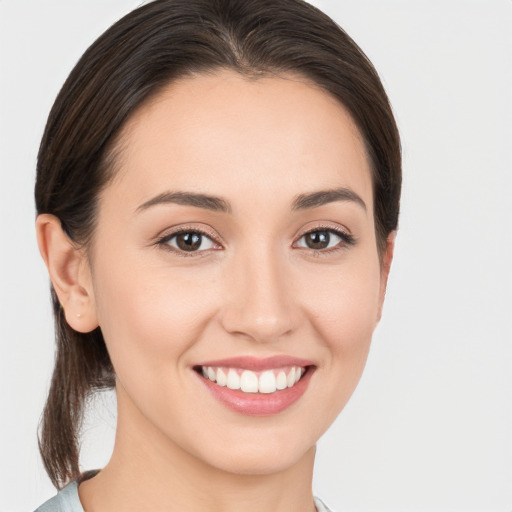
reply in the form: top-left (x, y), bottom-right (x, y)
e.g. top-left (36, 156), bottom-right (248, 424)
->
top-left (136, 191), bottom-right (231, 213)
top-left (292, 188), bottom-right (367, 211)
top-left (136, 187), bottom-right (366, 214)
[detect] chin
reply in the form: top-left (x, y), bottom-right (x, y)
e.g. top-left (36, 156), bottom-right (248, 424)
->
top-left (188, 424), bottom-right (318, 477)
top-left (207, 445), bottom-right (315, 477)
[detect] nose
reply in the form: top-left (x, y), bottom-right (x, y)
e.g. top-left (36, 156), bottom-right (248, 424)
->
top-left (219, 246), bottom-right (300, 344)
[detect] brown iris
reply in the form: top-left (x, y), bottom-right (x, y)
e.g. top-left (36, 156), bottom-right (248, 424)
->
top-left (304, 231), bottom-right (331, 250)
top-left (175, 232), bottom-right (203, 251)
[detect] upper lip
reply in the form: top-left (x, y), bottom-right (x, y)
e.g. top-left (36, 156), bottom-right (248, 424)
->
top-left (195, 355), bottom-right (314, 371)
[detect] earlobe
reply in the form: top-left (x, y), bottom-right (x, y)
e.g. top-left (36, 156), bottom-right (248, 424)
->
top-left (36, 214), bottom-right (99, 333)
top-left (376, 231), bottom-right (396, 323)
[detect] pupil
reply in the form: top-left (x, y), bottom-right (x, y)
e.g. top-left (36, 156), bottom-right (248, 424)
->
top-left (177, 232), bottom-right (202, 251)
top-left (306, 231), bottom-right (329, 249)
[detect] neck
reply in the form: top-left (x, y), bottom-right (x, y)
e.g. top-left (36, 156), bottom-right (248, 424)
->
top-left (79, 387), bottom-right (317, 512)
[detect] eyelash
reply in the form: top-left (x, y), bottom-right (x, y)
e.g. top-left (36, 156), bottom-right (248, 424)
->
top-left (295, 226), bottom-right (356, 255)
top-left (155, 226), bottom-right (221, 258)
top-left (155, 225), bottom-right (356, 257)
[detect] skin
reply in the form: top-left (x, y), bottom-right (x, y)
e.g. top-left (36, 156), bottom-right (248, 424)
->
top-left (37, 70), bottom-right (394, 512)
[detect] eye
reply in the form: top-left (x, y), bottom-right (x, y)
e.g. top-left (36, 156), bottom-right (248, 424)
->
top-left (158, 230), bottom-right (219, 253)
top-left (295, 228), bottom-right (354, 251)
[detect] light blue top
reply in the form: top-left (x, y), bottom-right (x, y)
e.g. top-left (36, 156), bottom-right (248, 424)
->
top-left (34, 481), bottom-right (82, 512)
top-left (35, 478), bottom-right (335, 511)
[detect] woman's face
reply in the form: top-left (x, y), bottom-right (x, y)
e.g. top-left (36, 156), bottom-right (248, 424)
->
top-left (86, 70), bottom-right (391, 475)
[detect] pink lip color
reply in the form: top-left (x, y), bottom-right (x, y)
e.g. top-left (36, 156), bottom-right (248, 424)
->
top-left (195, 356), bottom-right (315, 416)
top-left (197, 355), bottom-right (314, 371)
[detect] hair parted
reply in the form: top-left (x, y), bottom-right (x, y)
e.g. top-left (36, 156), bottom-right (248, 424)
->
top-left (35, 0), bottom-right (401, 488)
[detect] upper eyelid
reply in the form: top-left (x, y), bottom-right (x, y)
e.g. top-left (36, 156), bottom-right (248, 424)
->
top-left (295, 222), bottom-right (353, 240)
top-left (156, 224), bottom-right (223, 244)
top-left (296, 226), bottom-right (355, 244)
top-left (158, 224), bottom-right (349, 238)
top-left (301, 225), bottom-right (348, 235)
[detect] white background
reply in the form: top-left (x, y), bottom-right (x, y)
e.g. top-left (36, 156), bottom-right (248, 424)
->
top-left (1, 1), bottom-right (511, 511)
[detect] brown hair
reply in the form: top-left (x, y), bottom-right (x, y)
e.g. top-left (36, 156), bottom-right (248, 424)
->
top-left (35, 0), bottom-right (401, 488)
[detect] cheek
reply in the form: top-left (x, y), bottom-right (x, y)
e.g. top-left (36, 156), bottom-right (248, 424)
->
top-left (304, 260), bottom-right (381, 350)
top-left (299, 254), bottom-right (382, 398)
top-left (91, 254), bottom-right (220, 380)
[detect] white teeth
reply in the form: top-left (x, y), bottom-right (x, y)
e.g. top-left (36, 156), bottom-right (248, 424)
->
top-left (200, 365), bottom-right (306, 394)
top-left (276, 371), bottom-right (287, 390)
top-left (216, 368), bottom-right (227, 387)
top-left (287, 367), bottom-right (296, 387)
top-left (259, 370), bottom-right (277, 393)
top-left (226, 369), bottom-right (241, 390)
top-left (240, 370), bottom-right (259, 392)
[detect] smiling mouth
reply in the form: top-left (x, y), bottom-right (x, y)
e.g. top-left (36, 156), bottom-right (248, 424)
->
top-left (195, 365), bottom-right (308, 394)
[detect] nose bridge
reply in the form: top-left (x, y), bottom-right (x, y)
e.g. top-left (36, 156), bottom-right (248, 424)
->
top-left (220, 241), bottom-right (298, 342)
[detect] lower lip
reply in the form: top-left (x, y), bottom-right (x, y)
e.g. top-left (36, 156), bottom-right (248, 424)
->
top-left (196, 367), bottom-right (314, 416)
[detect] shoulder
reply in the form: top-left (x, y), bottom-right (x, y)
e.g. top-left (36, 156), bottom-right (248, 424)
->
top-left (314, 496), bottom-right (336, 512)
top-left (34, 481), bottom-right (84, 512)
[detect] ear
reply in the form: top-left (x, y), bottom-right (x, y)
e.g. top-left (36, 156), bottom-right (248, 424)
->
top-left (376, 231), bottom-right (396, 323)
top-left (36, 214), bottom-right (98, 333)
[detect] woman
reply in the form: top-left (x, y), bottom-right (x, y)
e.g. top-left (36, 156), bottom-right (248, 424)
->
top-left (34, 0), bottom-right (401, 510)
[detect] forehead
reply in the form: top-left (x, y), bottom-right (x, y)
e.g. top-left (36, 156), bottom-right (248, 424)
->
top-left (106, 69), bottom-right (373, 213)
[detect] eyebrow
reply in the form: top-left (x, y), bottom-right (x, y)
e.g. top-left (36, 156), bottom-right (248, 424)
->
top-left (136, 191), bottom-right (232, 213)
top-left (291, 188), bottom-right (367, 212)
top-left (136, 187), bottom-right (366, 214)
